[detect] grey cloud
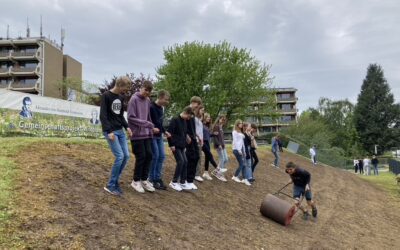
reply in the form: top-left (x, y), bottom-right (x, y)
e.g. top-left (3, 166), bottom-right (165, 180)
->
top-left (1, 0), bottom-right (399, 110)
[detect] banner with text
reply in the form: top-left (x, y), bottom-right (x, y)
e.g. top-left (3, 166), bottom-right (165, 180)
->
top-left (0, 89), bottom-right (103, 138)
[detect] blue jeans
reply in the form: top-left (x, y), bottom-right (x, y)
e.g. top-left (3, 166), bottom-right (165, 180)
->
top-left (149, 137), bottom-right (166, 182)
top-left (104, 129), bottom-right (130, 190)
top-left (272, 150), bottom-right (280, 167)
top-left (233, 150), bottom-right (251, 180)
top-left (217, 148), bottom-right (229, 169)
top-left (373, 164), bottom-right (379, 175)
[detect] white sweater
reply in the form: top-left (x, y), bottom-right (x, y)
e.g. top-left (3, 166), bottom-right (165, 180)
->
top-left (195, 117), bottom-right (203, 141)
top-left (232, 130), bottom-right (245, 152)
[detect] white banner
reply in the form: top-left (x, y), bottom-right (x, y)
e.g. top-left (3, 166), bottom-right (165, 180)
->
top-left (0, 89), bottom-right (100, 124)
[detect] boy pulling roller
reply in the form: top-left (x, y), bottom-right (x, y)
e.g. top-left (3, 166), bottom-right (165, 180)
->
top-left (285, 162), bottom-right (318, 220)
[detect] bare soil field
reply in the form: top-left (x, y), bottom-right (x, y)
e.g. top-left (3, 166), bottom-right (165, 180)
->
top-left (2, 139), bottom-right (400, 249)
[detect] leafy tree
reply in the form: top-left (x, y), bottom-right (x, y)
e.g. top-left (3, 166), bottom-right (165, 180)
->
top-left (98, 73), bottom-right (154, 110)
top-left (156, 41), bottom-right (273, 120)
top-left (354, 64), bottom-right (400, 153)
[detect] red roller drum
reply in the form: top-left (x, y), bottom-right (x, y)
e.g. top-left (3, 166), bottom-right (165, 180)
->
top-left (260, 194), bottom-right (296, 226)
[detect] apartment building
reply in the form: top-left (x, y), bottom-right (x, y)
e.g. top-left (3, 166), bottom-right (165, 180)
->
top-left (246, 87), bottom-right (298, 133)
top-left (0, 36), bottom-right (82, 99)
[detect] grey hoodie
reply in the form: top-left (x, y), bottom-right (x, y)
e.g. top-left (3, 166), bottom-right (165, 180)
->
top-left (127, 92), bottom-right (154, 140)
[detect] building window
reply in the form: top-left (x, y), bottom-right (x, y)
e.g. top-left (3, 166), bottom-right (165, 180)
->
top-left (280, 104), bottom-right (294, 111)
top-left (277, 93), bottom-right (294, 99)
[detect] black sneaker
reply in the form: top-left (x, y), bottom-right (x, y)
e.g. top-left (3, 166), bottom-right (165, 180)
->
top-left (302, 211), bottom-right (310, 221)
top-left (312, 206), bottom-right (318, 218)
top-left (249, 178), bottom-right (255, 183)
top-left (158, 180), bottom-right (167, 190)
top-left (152, 181), bottom-right (162, 190)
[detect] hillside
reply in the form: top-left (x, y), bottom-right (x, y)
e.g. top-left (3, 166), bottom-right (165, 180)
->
top-left (1, 138), bottom-right (399, 249)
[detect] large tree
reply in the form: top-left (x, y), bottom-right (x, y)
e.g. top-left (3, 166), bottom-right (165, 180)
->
top-left (354, 64), bottom-right (400, 153)
top-left (156, 41), bottom-right (274, 120)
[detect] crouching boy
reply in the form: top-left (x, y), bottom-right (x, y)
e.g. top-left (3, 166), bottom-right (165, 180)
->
top-left (285, 162), bottom-right (318, 220)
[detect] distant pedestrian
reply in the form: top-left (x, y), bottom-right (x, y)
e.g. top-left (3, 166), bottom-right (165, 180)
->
top-left (353, 159), bottom-right (359, 174)
top-left (358, 158), bottom-right (364, 174)
top-left (363, 157), bottom-right (371, 176)
top-left (270, 134), bottom-right (281, 168)
top-left (371, 155), bottom-right (379, 175)
top-left (309, 145), bottom-right (317, 166)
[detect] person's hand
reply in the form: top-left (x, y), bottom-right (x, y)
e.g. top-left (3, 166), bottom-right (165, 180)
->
top-left (213, 131), bottom-right (219, 135)
top-left (186, 135), bottom-right (192, 144)
top-left (170, 146), bottom-right (176, 153)
top-left (305, 184), bottom-right (310, 191)
top-left (199, 139), bottom-right (204, 146)
top-left (165, 131), bottom-right (172, 138)
top-left (153, 128), bottom-right (160, 134)
top-left (127, 128), bottom-right (133, 138)
top-left (108, 132), bottom-right (115, 141)
top-left (219, 145), bottom-right (222, 150)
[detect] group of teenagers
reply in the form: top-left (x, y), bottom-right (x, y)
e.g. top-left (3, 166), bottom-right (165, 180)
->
top-left (353, 156), bottom-right (379, 176)
top-left (100, 76), bottom-right (318, 220)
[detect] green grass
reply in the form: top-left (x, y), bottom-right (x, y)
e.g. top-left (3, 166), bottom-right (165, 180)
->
top-left (360, 171), bottom-right (400, 198)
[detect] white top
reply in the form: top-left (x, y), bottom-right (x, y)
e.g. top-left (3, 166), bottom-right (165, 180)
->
top-left (195, 117), bottom-right (204, 141)
top-left (309, 148), bottom-right (316, 156)
top-left (363, 158), bottom-right (370, 166)
top-left (232, 130), bottom-right (245, 152)
top-left (353, 159), bottom-right (359, 165)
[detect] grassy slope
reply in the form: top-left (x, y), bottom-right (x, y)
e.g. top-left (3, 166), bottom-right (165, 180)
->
top-left (360, 171), bottom-right (400, 198)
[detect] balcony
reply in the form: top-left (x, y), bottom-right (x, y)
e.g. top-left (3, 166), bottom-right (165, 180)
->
top-left (0, 68), bottom-right (10, 76)
top-left (277, 108), bottom-right (297, 114)
top-left (0, 51), bottom-right (11, 60)
top-left (11, 50), bottom-right (39, 59)
top-left (0, 81), bottom-right (10, 88)
top-left (9, 80), bottom-right (40, 91)
top-left (277, 97), bottom-right (297, 103)
top-left (11, 66), bottom-right (40, 76)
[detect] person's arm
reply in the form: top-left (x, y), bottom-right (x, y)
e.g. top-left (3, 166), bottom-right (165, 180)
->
top-left (167, 118), bottom-right (176, 148)
top-left (99, 93), bottom-right (113, 134)
top-left (127, 98), bottom-right (154, 128)
top-left (213, 126), bottom-right (221, 148)
top-left (303, 170), bottom-right (311, 190)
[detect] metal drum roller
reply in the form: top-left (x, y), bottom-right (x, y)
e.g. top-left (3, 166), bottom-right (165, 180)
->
top-left (260, 194), bottom-right (296, 226)
top-left (260, 183), bottom-right (299, 226)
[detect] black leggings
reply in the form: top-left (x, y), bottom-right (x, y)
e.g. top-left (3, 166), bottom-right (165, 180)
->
top-left (251, 148), bottom-right (259, 173)
top-left (172, 148), bottom-right (188, 184)
top-left (202, 140), bottom-right (218, 171)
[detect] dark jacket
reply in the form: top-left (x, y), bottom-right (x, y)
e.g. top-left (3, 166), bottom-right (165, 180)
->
top-left (99, 91), bottom-right (128, 133)
top-left (372, 158), bottom-right (379, 165)
top-left (167, 116), bottom-right (188, 149)
top-left (290, 167), bottom-right (311, 188)
top-left (150, 102), bottom-right (165, 138)
top-left (213, 124), bottom-right (225, 149)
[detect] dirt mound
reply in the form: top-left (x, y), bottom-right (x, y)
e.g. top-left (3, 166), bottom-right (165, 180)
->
top-left (8, 141), bottom-right (400, 249)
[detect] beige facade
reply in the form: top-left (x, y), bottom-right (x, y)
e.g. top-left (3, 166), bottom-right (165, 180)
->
top-left (0, 37), bottom-right (82, 99)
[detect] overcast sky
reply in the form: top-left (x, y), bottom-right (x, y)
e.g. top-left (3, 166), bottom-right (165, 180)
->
top-left (2, 0), bottom-right (400, 111)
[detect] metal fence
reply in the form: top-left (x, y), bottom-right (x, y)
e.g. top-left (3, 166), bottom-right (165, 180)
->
top-left (389, 159), bottom-right (400, 175)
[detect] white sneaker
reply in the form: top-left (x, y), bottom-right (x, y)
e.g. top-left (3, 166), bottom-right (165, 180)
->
top-left (212, 170), bottom-right (227, 182)
top-left (218, 167), bottom-right (228, 173)
top-left (189, 182), bottom-right (198, 190)
top-left (180, 182), bottom-right (192, 191)
top-left (141, 180), bottom-right (155, 192)
top-left (195, 176), bottom-right (204, 182)
top-left (131, 181), bottom-right (145, 193)
top-left (232, 176), bottom-right (242, 183)
top-left (169, 182), bottom-right (182, 192)
top-left (243, 179), bottom-right (252, 186)
top-left (202, 172), bottom-right (213, 180)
